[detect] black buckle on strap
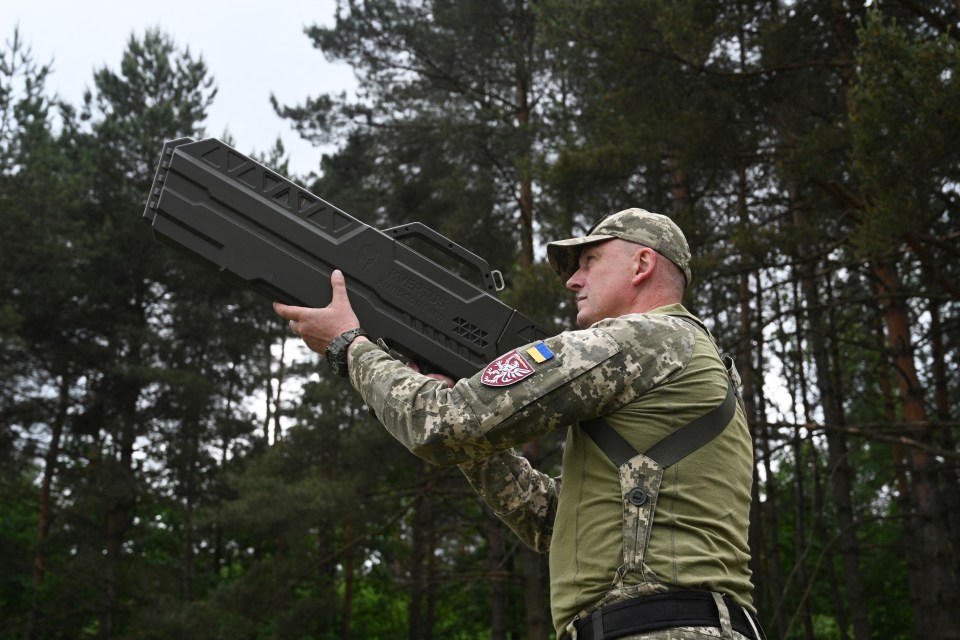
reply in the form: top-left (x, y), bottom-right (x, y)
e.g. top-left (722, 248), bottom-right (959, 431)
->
top-left (573, 592), bottom-right (764, 640)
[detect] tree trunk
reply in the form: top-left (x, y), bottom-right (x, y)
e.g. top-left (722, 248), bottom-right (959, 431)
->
top-left (793, 205), bottom-right (872, 640)
top-left (817, 4), bottom-right (877, 632)
top-left (270, 337), bottom-right (287, 444)
top-left (514, 439), bottom-right (550, 639)
top-left (909, 239), bottom-right (960, 574)
top-left (101, 383), bottom-right (140, 640)
top-left (811, 446), bottom-right (850, 640)
top-left (409, 493), bottom-right (426, 640)
top-left (513, 0), bottom-right (535, 269)
top-left (26, 373), bottom-right (72, 640)
top-left (425, 492), bottom-right (438, 640)
top-left (183, 497), bottom-right (195, 601)
top-left (739, 268), bottom-right (765, 622)
top-left (520, 548), bottom-right (549, 639)
top-left (182, 412), bottom-right (201, 602)
top-left (929, 302), bottom-right (960, 581)
top-left (758, 417), bottom-right (785, 639)
top-left (748, 273), bottom-right (786, 638)
top-left (870, 282), bottom-right (920, 629)
top-left (342, 514), bottom-right (354, 640)
top-left (99, 297), bottom-right (149, 640)
top-left (733, 166), bottom-right (767, 623)
top-left (792, 433), bottom-right (815, 640)
top-left (263, 337), bottom-right (274, 441)
top-left (872, 255), bottom-right (960, 638)
top-left (786, 274), bottom-right (816, 640)
top-left (487, 510), bottom-right (509, 640)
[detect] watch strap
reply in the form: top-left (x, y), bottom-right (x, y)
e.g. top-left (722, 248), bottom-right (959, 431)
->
top-left (325, 327), bottom-right (367, 377)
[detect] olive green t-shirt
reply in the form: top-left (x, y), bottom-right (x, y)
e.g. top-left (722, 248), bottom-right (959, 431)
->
top-left (348, 304), bottom-right (755, 636)
top-left (547, 308), bottom-right (755, 633)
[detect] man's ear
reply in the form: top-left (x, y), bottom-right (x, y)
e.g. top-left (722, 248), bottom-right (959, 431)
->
top-left (631, 247), bottom-right (656, 285)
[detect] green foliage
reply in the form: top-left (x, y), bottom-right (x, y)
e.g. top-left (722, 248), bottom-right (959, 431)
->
top-left (499, 261), bottom-right (576, 334)
top-left (849, 10), bottom-right (960, 256)
top-left (285, 0), bottom-right (554, 269)
top-left (0, 468), bottom-right (35, 626)
top-left (347, 580), bottom-right (411, 638)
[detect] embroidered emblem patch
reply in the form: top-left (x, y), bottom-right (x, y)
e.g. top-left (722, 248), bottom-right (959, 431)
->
top-left (480, 351), bottom-right (535, 387)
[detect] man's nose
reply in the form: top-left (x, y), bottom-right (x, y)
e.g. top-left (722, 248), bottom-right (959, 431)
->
top-left (566, 271), bottom-right (583, 291)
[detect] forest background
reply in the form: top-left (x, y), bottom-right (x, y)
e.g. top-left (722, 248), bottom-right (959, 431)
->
top-left (2, 1), bottom-right (959, 639)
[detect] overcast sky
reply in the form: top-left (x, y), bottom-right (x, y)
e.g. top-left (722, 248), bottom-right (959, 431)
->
top-left (8, 0), bottom-right (356, 176)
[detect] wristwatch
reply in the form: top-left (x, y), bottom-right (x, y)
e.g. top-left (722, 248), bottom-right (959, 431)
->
top-left (325, 327), bottom-right (367, 377)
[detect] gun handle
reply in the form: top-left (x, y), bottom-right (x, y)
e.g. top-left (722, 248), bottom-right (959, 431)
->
top-left (382, 222), bottom-right (505, 292)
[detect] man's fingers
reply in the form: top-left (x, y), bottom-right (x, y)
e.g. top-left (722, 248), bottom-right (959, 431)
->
top-left (273, 301), bottom-right (302, 322)
top-left (329, 269), bottom-right (350, 307)
top-left (272, 301), bottom-right (292, 320)
top-left (425, 373), bottom-right (454, 387)
top-left (271, 269), bottom-right (359, 351)
top-left (274, 269), bottom-right (347, 319)
top-left (273, 303), bottom-right (310, 338)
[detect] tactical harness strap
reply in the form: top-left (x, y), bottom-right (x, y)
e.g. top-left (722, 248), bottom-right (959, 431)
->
top-left (581, 316), bottom-right (737, 468)
top-left (580, 382), bottom-right (735, 469)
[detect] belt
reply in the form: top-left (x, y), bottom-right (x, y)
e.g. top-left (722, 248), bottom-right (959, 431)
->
top-left (572, 591), bottom-right (765, 640)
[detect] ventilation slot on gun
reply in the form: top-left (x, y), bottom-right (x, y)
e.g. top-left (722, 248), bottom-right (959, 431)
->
top-left (453, 317), bottom-right (488, 347)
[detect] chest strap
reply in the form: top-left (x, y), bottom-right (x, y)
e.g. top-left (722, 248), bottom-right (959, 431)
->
top-left (582, 316), bottom-right (737, 468)
top-left (582, 382), bottom-right (735, 468)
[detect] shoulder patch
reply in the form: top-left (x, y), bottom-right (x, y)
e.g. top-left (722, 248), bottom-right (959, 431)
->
top-left (526, 341), bottom-right (555, 363)
top-left (481, 351), bottom-right (535, 387)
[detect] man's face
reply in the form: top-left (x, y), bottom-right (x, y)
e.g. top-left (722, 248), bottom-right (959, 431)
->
top-left (565, 239), bottom-right (638, 329)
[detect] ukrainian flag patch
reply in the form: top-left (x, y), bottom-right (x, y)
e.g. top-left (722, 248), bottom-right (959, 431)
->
top-left (526, 341), bottom-right (555, 364)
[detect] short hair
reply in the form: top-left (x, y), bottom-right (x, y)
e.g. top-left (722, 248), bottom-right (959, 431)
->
top-left (658, 254), bottom-right (687, 299)
top-left (615, 240), bottom-right (686, 299)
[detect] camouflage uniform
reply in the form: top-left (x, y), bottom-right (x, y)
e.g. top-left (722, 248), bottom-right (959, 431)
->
top-left (346, 209), bottom-right (759, 639)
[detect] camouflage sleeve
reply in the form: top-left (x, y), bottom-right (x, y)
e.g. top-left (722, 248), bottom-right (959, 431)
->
top-left (348, 341), bottom-right (496, 463)
top-left (457, 452), bottom-right (560, 553)
top-left (455, 314), bottom-right (695, 453)
top-left (347, 314), bottom-right (695, 466)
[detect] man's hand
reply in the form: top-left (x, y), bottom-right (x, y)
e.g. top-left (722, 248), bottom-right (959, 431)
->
top-left (406, 361), bottom-right (456, 388)
top-left (273, 269), bottom-right (364, 354)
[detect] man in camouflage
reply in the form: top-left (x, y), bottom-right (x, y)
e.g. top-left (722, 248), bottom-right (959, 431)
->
top-left (275, 208), bottom-right (764, 639)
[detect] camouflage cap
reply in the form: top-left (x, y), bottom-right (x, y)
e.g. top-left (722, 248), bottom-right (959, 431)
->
top-left (546, 208), bottom-right (692, 287)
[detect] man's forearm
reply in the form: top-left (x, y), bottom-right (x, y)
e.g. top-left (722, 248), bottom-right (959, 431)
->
top-left (348, 340), bottom-right (497, 465)
top-left (346, 340), bottom-right (558, 550)
top-left (458, 450), bottom-right (559, 554)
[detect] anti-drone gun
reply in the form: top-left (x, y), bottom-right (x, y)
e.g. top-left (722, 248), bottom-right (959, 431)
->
top-left (143, 137), bottom-right (548, 379)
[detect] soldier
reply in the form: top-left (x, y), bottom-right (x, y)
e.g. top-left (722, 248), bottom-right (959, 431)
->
top-left (274, 208), bottom-right (765, 639)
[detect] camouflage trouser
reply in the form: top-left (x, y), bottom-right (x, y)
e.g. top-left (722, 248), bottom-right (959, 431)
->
top-left (620, 628), bottom-right (752, 639)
